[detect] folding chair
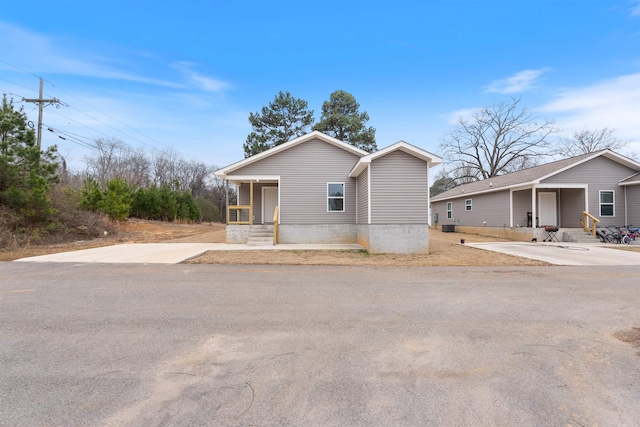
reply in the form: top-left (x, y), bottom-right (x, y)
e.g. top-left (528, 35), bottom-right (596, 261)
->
top-left (543, 226), bottom-right (559, 242)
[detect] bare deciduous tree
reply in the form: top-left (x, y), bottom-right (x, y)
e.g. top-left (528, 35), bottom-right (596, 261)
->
top-left (554, 128), bottom-right (628, 157)
top-left (85, 138), bottom-right (150, 187)
top-left (440, 98), bottom-right (558, 181)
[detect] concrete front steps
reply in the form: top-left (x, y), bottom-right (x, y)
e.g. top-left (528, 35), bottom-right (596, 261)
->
top-left (246, 224), bottom-right (275, 246)
top-left (562, 229), bottom-right (601, 243)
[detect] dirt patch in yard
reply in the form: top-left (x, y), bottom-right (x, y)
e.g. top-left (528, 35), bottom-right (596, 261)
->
top-left (0, 219), bottom-right (225, 262)
top-left (185, 229), bottom-right (549, 266)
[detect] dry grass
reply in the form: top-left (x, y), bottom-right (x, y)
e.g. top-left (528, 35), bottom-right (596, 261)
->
top-left (185, 229), bottom-right (549, 266)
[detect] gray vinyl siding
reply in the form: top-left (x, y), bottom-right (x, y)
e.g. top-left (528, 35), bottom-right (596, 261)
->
top-left (433, 191), bottom-right (510, 227)
top-left (512, 189), bottom-right (532, 227)
top-left (369, 150), bottom-right (428, 224)
top-left (356, 167), bottom-right (369, 224)
top-left (558, 188), bottom-right (584, 228)
top-left (231, 138), bottom-right (360, 224)
top-left (543, 156), bottom-right (637, 223)
top-left (624, 186), bottom-right (640, 226)
top-left (463, 191), bottom-right (511, 226)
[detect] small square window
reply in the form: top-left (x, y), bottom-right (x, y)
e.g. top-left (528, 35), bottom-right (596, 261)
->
top-left (328, 183), bottom-right (344, 212)
top-left (465, 199), bottom-right (472, 211)
top-left (599, 191), bottom-right (614, 217)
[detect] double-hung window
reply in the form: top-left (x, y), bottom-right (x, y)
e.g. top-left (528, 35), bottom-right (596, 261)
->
top-left (465, 199), bottom-right (472, 211)
top-left (599, 190), bottom-right (614, 216)
top-left (328, 183), bottom-right (344, 212)
top-left (446, 202), bottom-right (453, 219)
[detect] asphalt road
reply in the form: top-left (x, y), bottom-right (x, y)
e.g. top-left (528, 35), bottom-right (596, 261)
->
top-left (1, 263), bottom-right (639, 426)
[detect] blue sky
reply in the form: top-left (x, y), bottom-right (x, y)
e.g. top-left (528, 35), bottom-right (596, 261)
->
top-left (1, 1), bottom-right (640, 170)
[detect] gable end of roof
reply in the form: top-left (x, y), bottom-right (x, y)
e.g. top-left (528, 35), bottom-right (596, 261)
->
top-left (215, 131), bottom-right (368, 178)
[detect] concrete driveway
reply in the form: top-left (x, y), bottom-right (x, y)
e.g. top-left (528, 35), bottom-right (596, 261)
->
top-left (13, 240), bottom-right (640, 265)
top-left (13, 242), bottom-right (364, 264)
top-left (466, 241), bottom-right (640, 266)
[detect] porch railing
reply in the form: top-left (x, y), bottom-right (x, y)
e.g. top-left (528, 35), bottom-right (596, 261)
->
top-left (228, 205), bottom-right (253, 225)
top-left (581, 211), bottom-right (600, 238)
top-left (273, 205), bottom-right (279, 245)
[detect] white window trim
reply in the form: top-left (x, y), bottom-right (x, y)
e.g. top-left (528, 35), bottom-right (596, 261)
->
top-left (599, 190), bottom-right (615, 217)
top-left (327, 182), bottom-right (345, 212)
top-left (465, 198), bottom-right (472, 211)
top-left (446, 201), bottom-right (452, 219)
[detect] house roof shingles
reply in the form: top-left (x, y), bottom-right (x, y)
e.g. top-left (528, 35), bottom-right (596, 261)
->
top-left (431, 150), bottom-right (640, 201)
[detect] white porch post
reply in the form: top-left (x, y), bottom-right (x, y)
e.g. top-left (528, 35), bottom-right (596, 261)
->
top-left (250, 180), bottom-right (254, 225)
top-left (225, 180), bottom-right (229, 224)
top-left (531, 185), bottom-right (537, 228)
top-left (509, 189), bottom-right (514, 227)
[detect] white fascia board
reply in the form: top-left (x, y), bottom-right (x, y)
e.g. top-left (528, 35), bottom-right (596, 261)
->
top-left (225, 175), bottom-right (280, 185)
top-left (216, 131), bottom-right (367, 179)
top-left (349, 157), bottom-right (371, 177)
top-left (535, 183), bottom-right (588, 189)
top-left (619, 172), bottom-right (640, 186)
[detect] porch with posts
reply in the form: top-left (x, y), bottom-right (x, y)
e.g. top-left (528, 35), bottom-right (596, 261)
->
top-left (225, 179), bottom-right (280, 245)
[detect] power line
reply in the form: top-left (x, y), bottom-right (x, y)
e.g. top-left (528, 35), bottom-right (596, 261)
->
top-left (1, 60), bottom-right (181, 155)
top-left (44, 125), bottom-right (101, 152)
top-left (0, 88), bottom-right (28, 100)
top-left (0, 59), bottom-right (43, 81)
top-left (0, 76), bottom-right (39, 95)
top-left (46, 108), bottom-right (116, 140)
top-left (43, 81), bottom-right (174, 152)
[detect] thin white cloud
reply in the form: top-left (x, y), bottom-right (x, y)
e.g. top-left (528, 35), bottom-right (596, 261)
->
top-left (171, 62), bottom-right (230, 92)
top-left (632, 1), bottom-right (640, 16)
top-left (485, 68), bottom-right (550, 94)
top-left (0, 22), bottom-right (183, 89)
top-left (540, 73), bottom-right (640, 151)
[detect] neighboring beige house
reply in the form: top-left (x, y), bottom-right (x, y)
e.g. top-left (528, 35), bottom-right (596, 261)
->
top-left (431, 149), bottom-right (640, 240)
top-left (215, 131), bottom-right (442, 253)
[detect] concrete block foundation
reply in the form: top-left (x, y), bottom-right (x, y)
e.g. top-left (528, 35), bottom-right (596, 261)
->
top-left (228, 223), bottom-right (431, 253)
top-left (226, 225), bottom-right (252, 244)
top-left (358, 224), bottom-right (429, 254)
top-left (278, 224), bottom-right (357, 244)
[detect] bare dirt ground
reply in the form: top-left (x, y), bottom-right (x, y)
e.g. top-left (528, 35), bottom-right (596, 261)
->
top-left (185, 229), bottom-right (550, 266)
top-left (2, 219), bottom-right (638, 266)
top-left (0, 219), bottom-right (225, 262)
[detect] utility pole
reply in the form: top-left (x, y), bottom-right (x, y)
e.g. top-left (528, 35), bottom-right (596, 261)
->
top-left (23, 78), bottom-right (60, 148)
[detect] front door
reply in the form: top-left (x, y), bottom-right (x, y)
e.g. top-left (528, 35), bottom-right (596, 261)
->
top-left (262, 187), bottom-right (278, 224)
top-left (538, 192), bottom-right (557, 226)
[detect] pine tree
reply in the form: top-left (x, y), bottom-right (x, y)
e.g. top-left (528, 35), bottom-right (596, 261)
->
top-left (314, 90), bottom-right (377, 153)
top-left (0, 95), bottom-right (58, 223)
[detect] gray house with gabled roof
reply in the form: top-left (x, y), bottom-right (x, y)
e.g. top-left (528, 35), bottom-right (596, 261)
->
top-left (215, 131), bottom-right (442, 253)
top-left (430, 149), bottom-right (640, 239)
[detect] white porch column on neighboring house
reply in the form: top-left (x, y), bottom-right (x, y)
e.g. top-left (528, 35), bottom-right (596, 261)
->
top-left (509, 189), bottom-right (514, 227)
top-left (531, 185), bottom-right (537, 228)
